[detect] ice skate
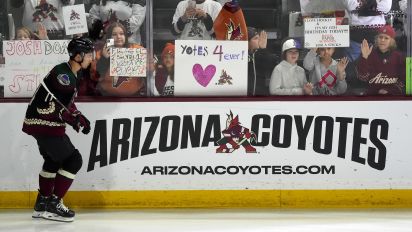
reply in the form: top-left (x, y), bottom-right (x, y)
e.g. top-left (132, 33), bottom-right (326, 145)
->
top-left (42, 195), bottom-right (75, 222)
top-left (32, 191), bottom-right (48, 218)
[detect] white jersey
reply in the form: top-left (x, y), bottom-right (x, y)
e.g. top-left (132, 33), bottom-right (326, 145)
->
top-left (22, 0), bottom-right (75, 32)
top-left (342, 0), bottom-right (391, 26)
top-left (88, 0), bottom-right (146, 44)
top-left (172, 0), bottom-right (222, 40)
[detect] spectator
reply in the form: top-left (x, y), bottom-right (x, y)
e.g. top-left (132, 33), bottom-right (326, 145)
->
top-left (303, 47), bottom-right (348, 95)
top-left (357, 25), bottom-right (405, 95)
top-left (247, 27), bottom-right (271, 96)
top-left (342, 0), bottom-right (392, 62)
top-left (15, 24), bottom-right (49, 40)
top-left (269, 39), bottom-right (313, 95)
top-left (171, 0), bottom-right (222, 40)
top-left (154, 43), bottom-right (175, 96)
top-left (341, 0), bottom-right (392, 95)
top-left (11, 0), bottom-right (74, 40)
top-left (91, 22), bottom-right (145, 96)
top-left (88, 0), bottom-right (146, 44)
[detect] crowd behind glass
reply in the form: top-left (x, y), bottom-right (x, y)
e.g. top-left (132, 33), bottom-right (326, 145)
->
top-left (0, 0), bottom-right (409, 98)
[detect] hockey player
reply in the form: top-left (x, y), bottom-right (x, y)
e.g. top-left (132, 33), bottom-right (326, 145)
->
top-left (22, 37), bottom-right (94, 222)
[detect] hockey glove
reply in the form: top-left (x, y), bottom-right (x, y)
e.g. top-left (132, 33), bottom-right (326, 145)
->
top-left (78, 114), bottom-right (91, 135)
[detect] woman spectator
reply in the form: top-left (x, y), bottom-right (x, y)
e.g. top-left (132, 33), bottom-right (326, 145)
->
top-left (91, 22), bottom-right (145, 96)
top-left (357, 25), bottom-right (405, 95)
top-left (88, 0), bottom-right (146, 44)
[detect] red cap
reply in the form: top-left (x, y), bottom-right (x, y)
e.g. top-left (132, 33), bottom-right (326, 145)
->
top-left (378, 25), bottom-right (395, 38)
top-left (161, 43), bottom-right (175, 61)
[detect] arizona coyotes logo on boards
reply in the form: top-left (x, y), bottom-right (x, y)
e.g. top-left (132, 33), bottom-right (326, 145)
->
top-left (216, 111), bottom-right (257, 153)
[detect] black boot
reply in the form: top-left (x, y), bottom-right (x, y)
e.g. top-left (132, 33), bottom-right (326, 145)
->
top-left (32, 191), bottom-right (49, 218)
top-left (42, 195), bottom-right (75, 222)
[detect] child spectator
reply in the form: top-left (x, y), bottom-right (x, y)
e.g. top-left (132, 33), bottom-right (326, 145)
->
top-left (357, 25), bottom-right (405, 95)
top-left (88, 0), bottom-right (146, 44)
top-left (269, 39), bottom-right (313, 95)
top-left (154, 43), bottom-right (175, 96)
top-left (303, 47), bottom-right (348, 95)
top-left (15, 24), bottom-right (49, 40)
top-left (91, 22), bottom-right (145, 96)
top-left (171, 0), bottom-right (222, 40)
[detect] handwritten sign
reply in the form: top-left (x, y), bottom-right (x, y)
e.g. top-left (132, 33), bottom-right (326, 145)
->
top-left (62, 4), bottom-right (88, 35)
top-left (109, 48), bottom-right (147, 77)
top-left (3, 40), bottom-right (69, 97)
top-left (304, 18), bottom-right (349, 48)
top-left (175, 40), bottom-right (248, 96)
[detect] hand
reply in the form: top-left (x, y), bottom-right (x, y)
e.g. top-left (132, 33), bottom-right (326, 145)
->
top-left (258, 30), bottom-right (267, 49)
top-left (361, 39), bottom-right (373, 59)
top-left (195, 8), bottom-right (207, 19)
top-left (35, 23), bottom-right (48, 40)
top-left (61, 109), bottom-right (82, 132)
top-left (337, 57), bottom-right (349, 80)
top-left (101, 44), bottom-right (110, 58)
top-left (182, 7), bottom-right (196, 22)
top-left (77, 114), bottom-right (91, 134)
top-left (303, 82), bottom-right (313, 95)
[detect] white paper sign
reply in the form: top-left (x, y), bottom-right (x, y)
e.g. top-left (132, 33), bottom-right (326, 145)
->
top-left (3, 40), bottom-right (69, 97)
top-left (175, 40), bottom-right (248, 96)
top-left (62, 4), bottom-right (88, 35)
top-left (109, 48), bottom-right (147, 77)
top-left (304, 18), bottom-right (349, 48)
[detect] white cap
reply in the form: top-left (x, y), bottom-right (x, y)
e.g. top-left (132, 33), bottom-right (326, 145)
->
top-left (282, 39), bottom-right (301, 53)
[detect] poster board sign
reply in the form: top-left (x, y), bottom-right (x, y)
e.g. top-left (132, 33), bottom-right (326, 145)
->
top-left (304, 18), bottom-right (349, 48)
top-left (62, 4), bottom-right (88, 35)
top-left (300, 0), bottom-right (345, 16)
top-left (2, 40), bottom-right (69, 97)
top-left (175, 40), bottom-right (248, 96)
top-left (109, 47), bottom-right (147, 77)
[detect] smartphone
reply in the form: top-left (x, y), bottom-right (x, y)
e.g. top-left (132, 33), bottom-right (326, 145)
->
top-left (106, 38), bottom-right (114, 47)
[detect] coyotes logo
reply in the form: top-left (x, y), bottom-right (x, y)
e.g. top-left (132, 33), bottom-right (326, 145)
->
top-left (216, 111), bottom-right (257, 153)
top-left (225, 19), bottom-right (243, 41)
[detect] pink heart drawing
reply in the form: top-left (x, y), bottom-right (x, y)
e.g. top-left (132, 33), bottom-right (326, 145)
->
top-left (192, 64), bottom-right (216, 87)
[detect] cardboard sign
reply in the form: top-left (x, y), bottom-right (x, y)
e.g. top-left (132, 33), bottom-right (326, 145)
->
top-left (62, 4), bottom-right (88, 35)
top-left (175, 40), bottom-right (248, 96)
top-left (304, 18), bottom-right (349, 48)
top-left (109, 48), bottom-right (147, 77)
top-left (3, 40), bottom-right (69, 98)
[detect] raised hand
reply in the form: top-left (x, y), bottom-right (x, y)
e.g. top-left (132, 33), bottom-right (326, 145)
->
top-left (361, 39), bottom-right (373, 59)
top-left (258, 30), bottom-right (267, 49)
top-left (337, 57), bottom-right (349, 80)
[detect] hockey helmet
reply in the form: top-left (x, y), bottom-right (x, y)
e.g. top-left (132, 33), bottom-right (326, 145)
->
top-left (67, 37), bottom-right (94, 59)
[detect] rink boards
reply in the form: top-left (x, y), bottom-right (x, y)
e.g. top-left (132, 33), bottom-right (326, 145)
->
top-left (1, 100), bottom-right (412, 208)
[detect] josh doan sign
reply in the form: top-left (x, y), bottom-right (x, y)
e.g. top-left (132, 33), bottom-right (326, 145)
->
top-left (87, 113), bottom-right (388, 172)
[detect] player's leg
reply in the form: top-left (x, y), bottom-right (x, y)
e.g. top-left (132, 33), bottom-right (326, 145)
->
top-left (35, 134), bottom-right (80, 222)
top-left (43, 149), bottom-right (83, 222)
top-left (32, 140), bottom-right (61, 218)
